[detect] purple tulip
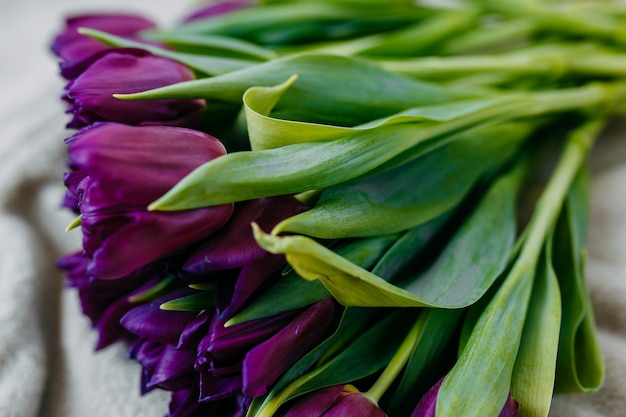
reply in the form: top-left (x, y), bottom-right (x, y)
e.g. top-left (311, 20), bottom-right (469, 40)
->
top-left (63, 49), bottom-right (205, 128)
top-left (183, 196), bottom-right (308, 317)
top-left (51, 13), bottom-right (157, 79)
top-left (410, 377), bottom-right (519, 417)
top-left (121, 288), bottom-right (202, 345)
top-left (181, 0), bottom-right (251, 23)
top-left (281, 385), bottom-right (387, 417)
top-left (129, 337), bottom-right (197, 393)
top-left (243, 298), bottom-right (336, 397)
top-left (66, 123), bottom-right (234, 279)
top-left (57, 252), bottom-right (172, 349)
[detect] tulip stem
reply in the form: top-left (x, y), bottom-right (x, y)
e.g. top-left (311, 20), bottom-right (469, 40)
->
top-left (365, 313), bottom-right (424, 403)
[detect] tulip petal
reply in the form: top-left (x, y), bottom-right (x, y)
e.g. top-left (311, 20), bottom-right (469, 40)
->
top-left (121, 288), bottom-right (199, 345)
top-left (242, 299), bottom-right (336, 397)
top-left (67, 123), bottom-right (234, 279)
top-left (65, 50), bottom-right (205, 128)
top-left (183, 196), bottom-right (307, 274)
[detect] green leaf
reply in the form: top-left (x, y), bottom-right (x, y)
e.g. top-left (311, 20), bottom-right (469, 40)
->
top-left (253, 159), bottom-right (521, 308)
top-left (149, 93), bottom-right (535, 211)
top-left (77, 28), bottom-right (255, 76)
top-left (148, 83), bottom-right (612, 212)
top-left (436, 261), bottom-right (535, 417)
top-left (251, 309), bottom-right (416, 417)
top-left (159, 291), bottom-right (214, 311)
top-left (114, 52), bottom-right (464, 127)
top-left (554, 167), bottom-right (604, 393)
top-left (510, 242), bottom-right (561, 417)
top-left (242, 73), bottom-right (509, 152)
top-left (273, 120), bottom-right (531, 238)
top-left (370, 213), bottom-right (450, 279)
top-left (127, 275), bottom-right (179, 303)
top-left (144, 32), bottom-right (277, 61)
top-left (435, 118), bottom-right (606, 417)
top-left (226, 235), bottom-right (397, 325)
top-left (387, 308), bottom-right (465, 416)
top-left (170, 2), bottom-right (425, 45)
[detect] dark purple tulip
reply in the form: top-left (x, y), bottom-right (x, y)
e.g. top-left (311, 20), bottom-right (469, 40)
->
top-left (181, 0), bottom-right (251, 23)
top-left (243, 298), bottom-right (336, 397)
top-left (51, 13), bottom-right (157, 79)
top-left (121, 288), bottom-right (202, 345)
top-left (281, 385), bottom-right (387, 417)
top-left (184, 197), bottom-right (308, 274)
top-left (57, 252), bottom-right (170, 349)
top-left (67, 123), bottom-right (233, 279)
top-left (410, 377), bottom-right (520, 417)
top-left (183, 196), bottom-right (308, 317)
top-left (129, 338), bottom-right (197, 393)
top-left (64, 49), bottom-right (205, 128)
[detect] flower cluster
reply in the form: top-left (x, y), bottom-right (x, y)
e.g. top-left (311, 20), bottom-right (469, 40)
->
top-left (52, 9), bottom-right (337, 417)
top-left (51, 1), bottom-right (620, 417)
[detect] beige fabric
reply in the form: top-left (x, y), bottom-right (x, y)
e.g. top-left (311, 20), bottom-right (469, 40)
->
top-left (0, 1), bottom-right (624, 416)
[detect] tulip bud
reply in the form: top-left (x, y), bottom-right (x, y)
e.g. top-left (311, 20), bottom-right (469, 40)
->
top-left (181, 0), bottom-right (252, 23)
top-left (281, 385), bottom-right (387, 417)
top-left (64, 49), bottom-right (205, 128)
top-left (66, 123), bottom-right (234, 279)
top-left (411, 378), bottom-right (519, 417)
top-left (51, 13), bottom-right (157, 79)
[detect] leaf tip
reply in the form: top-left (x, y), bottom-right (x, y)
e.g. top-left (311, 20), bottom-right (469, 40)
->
top-left (65, 215), bottom-right (82, 232)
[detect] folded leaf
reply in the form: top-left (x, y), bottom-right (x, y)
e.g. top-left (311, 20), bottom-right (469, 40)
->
top-left (554, 167), bottom-right (604, 393)
top-left (226, 235), bottom-right (397, 325)
top-left (252, 161), bottom-right (521, 308)
top-left (273, 120), bottom-right (531, 238)
top-left (511, 242), bottom-right (561, 417)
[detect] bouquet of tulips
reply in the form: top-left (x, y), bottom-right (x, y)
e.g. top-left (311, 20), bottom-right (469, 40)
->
top-left (51, 0), bottom-right (626, 416)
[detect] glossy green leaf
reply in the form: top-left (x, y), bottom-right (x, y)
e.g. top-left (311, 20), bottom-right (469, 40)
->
top-left (127, 275), bottom-right (179, 303)
top-left (252, 163), bottom-right (520, 308)
top-left (370, 213), bottom-right (449, 279)
top-left (251, 309), bottom-right (415, 417)
top-left (436, 118), bottom-right (605, 417)
top-left (78, 28), bottom-right (255, 76)
top-left (511, 242), bottom-right (561, 417)
top-left (243, 74), bottom-right (508, 151)
top-left (148, 83), bottom-right (611, 212)
top-left (116, 52), bottom-right (464, 127)
top-left (554, 167), bottom-right (604, 393)
top-left (170, 2), bottom-right (425, 45)
top-left (436, 261), bottom-right (535, 417)
top-left (226, 235), bottom-right (397, 325)
top-left (150, 94), bottom-right (536, 211)
top-left (387, 308), bottom-right (465, 416)
top-left (143, 32), bottom-right (277, 60)
top-left (159, 291), bottom-right (214, 311)
top-left (273, 120), bottom-right (531, 238)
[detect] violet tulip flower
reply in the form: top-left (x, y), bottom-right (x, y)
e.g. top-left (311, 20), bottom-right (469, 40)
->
top-left (66, 123), bottom-right (233, 279)
top-left (196, 298), bottom-right (336, 400)
top-left (64, 49), bottom-right (205, 128)
top-left (57, 251), bottom-right (172, 349)
top-left (51, 13), bottom-right (157, 79)
top-left (281, 385), bottom-right (387, 417)
top-left (181, 0), bottom-right (252, 23)
top-left (183, 196), bottom-right (309, 318)
top-left (410, 377), bottom-right (519, 417)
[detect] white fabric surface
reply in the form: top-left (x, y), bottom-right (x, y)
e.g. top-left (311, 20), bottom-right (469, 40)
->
top-left (0, 1), bottom-right (625, 416)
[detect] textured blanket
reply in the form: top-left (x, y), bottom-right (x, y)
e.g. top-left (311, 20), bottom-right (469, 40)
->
top-left (0, 1), bottom-right (624, 416)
